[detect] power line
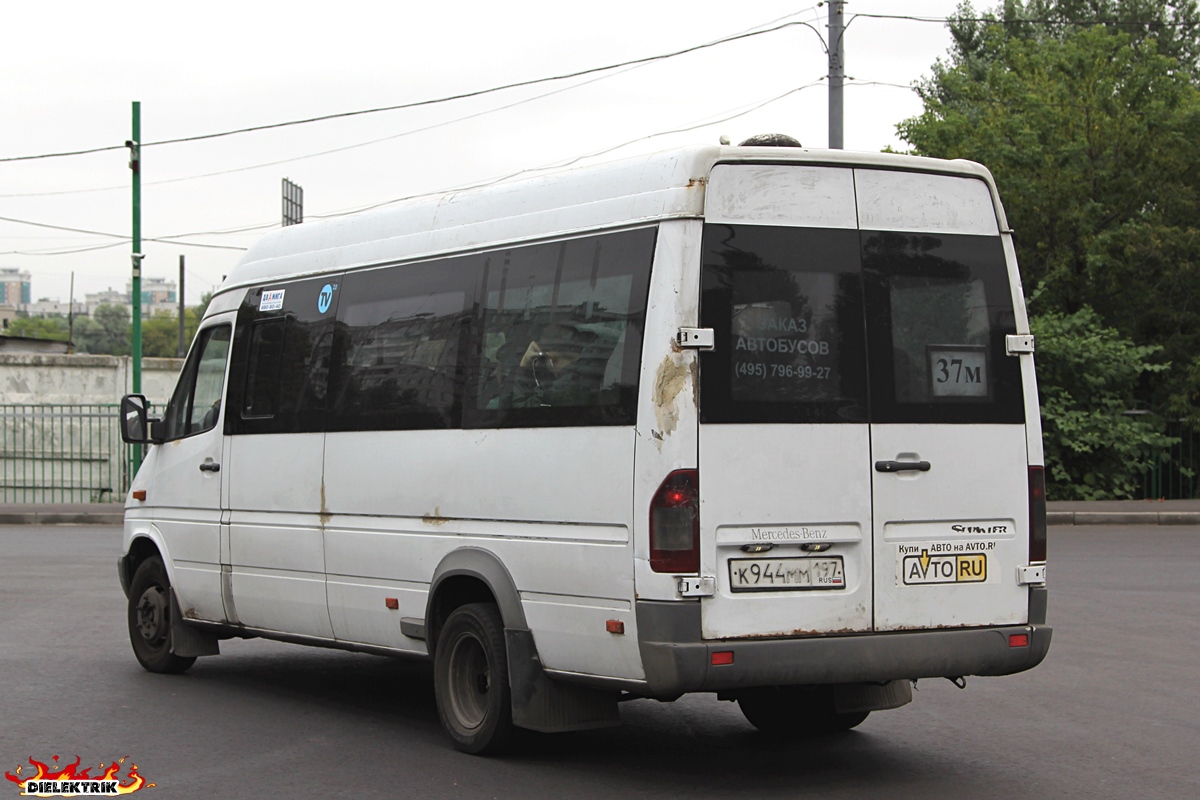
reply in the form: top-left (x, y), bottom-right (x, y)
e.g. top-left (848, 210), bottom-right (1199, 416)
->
top-left (0, 18), bottom-right (825, 165)
top-left (1, 78), bottom-right (822, 252)
top-left (0, 214), bottom-right (125, 240)
top-left (852, 12), bottom-right (1197, 26)
top-left (0, 61), bottom-right (656, 199)
top-left (310, 79), bottom-right (826, 222)
top-left (2, 239), bottom-right (248, 257)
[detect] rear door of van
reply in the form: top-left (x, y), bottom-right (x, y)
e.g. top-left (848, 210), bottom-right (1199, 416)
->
top-left (698, 162), bottom-right (1031, 639)
top-left (698, 165), bottom-right (873, 639)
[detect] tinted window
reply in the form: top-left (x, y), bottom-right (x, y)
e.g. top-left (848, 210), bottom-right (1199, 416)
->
top-left (700, 225), bottom-right (868, 423)
top-left (862, 232), bottom-right (1024, 423)
top-left (700, 225), bottom-right (1024, 425)
top-left (161, 325), bottom-right (231, 440)
top-left (227, 276), bottom-right (343, 434)
top-left (326, 258), bottom-right (475, 431)
top-left (464, 227), bottom-right (655, 428)
top-left (225, 229), bottom-right (654, 435)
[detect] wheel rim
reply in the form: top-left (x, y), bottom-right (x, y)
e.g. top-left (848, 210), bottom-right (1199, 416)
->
top-left (447, 632), bottom-right (491, 730)
top-left (135, 585), bottom-right (168, 646)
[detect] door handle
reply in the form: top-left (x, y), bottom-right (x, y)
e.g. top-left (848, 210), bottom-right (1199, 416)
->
top-left (199, 459), bottom-right (221, 473)
top-left (875, 460), bottom-right (931, 473)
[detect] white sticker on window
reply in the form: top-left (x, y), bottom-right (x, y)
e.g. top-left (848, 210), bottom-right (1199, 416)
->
top-left (259, 289), bottom-right (285, 312)
top-left (927, 345), bottom-right (988, 397)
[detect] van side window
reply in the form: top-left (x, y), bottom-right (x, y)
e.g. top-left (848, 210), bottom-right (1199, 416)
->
top-left (326, 258), bottom-right (475, 431)
top-left (227, 276), bottom-right (343, 434)
top-left (161, 325), bottom-right (232, 440)
top-left (243, 318), bottom-right (285, 418)
top-left (464, 227), bottom-right (655, 428)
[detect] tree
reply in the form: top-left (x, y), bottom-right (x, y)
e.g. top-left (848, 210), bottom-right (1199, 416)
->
top-left (1031, 306), bottom-right (1175, 498)
top-left (898, 0), bottom-right (1200, 416)
top-left (4, 315), bottom-right (69, 341)
top-left (142, 312), bottom-right (184, 358)
top-left (85, 304), bottom-right (131, 356)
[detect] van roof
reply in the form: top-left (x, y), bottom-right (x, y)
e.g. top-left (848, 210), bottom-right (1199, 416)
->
top-left (222, 146), bottom-right (996, 293)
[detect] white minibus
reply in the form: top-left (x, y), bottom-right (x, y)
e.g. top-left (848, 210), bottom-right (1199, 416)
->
top-left (119, 142), bottom-right (1050, 753)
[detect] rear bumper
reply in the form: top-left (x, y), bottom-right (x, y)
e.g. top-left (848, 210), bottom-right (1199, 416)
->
top-left (636, 600), bottom-right (1052, 696)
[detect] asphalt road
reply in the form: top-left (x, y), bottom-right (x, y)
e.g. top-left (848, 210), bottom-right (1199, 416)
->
top-left (1, 525), bottom-right (1196, 799)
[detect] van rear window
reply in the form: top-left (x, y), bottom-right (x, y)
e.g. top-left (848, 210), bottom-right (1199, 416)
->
top-left (700, 224), bottom-right (1024, 425)
top-left (700, 225), bottom-right (867, 423)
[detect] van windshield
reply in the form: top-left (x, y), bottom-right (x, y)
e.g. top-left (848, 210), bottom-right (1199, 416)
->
top-left (700, 224), bottom-right (1024, 425)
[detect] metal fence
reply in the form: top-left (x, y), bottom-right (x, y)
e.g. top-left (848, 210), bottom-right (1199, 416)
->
top-left (0, 402), bottom-right (1194, 504)
top-left (1139, 421), bottom-right (1199, 500)
top-left (0, 404), bottom-right (128, 503)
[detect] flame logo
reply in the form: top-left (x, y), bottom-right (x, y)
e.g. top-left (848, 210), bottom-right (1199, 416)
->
top-left (4, 756), bottom-right (152, 796)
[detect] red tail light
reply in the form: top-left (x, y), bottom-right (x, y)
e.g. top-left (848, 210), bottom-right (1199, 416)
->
top-left (650, 469), bottom-right (699, 573)
top-left (1029, 466), bottom-right (1047, 563)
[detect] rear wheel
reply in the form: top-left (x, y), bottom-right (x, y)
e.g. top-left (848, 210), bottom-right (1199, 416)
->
top-left (433, 603), bottom-right (514, 754)
top-left (737, 686), bottom-right (869, 736)
top-left (127, 555), bottom-right (196, 674)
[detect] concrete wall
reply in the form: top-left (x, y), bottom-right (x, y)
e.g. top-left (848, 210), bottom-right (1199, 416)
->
top-left (0, 356), bottom-right (185, 503)
top-left (0, 354), bottom-right (182, 406)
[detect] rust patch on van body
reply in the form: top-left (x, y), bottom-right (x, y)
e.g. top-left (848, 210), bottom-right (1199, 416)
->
top-left (423, 507), bottom-right (449, 526)
top-left (319, 479), bottom-right (332, 526)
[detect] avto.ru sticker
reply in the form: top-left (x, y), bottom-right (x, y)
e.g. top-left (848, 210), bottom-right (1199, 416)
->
top-left (902, 549), bottom-right (988, 585)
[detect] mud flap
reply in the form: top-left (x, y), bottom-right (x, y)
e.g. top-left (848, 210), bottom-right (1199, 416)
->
top-left (833, 679), bottom-right (913, 714)
top-left (505, 628), bottom-right (619, 733)
top-left (169, 590), bottom-right (221, 658)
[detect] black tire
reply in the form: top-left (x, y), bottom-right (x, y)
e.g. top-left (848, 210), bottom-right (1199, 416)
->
top-left (127, 555), bottom-right (196, 674)
top-left (433, 603), bottom-right (515, 755)
top-left (738, 686), bottom-right (869, 736)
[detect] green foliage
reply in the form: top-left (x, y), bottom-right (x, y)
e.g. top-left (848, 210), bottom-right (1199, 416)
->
top-left (1032, 306), bottom-right (1175, 498)
top-left (142, 312), bottom-right (185, 358)
top-left (78, 304), bottom-right (131, 356)
top-left (4, 315), bottom-right (69, 341)
top-left (899, 0), bottom-right (1200, 418)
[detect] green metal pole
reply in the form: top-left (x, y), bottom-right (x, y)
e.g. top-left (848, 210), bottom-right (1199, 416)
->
top-left (131, 101), bottom-right (142, 394)
top-left (129, 101), bottom-right (143, 473)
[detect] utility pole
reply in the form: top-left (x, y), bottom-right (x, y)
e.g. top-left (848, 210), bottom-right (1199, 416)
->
top-left (67, 272), bottom-right (75, 354)
top-left (828, 0), bottom-right (846, 150)
top-left (127, 101), bottom-right (143, 472)
top-left (127, 102), bottom-right (143, 392)
top-left (178, 255), bottom-right (186, 358)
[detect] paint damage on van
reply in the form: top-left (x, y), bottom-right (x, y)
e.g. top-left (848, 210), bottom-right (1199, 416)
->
top-left (651, 353), bottom-right (697, 449)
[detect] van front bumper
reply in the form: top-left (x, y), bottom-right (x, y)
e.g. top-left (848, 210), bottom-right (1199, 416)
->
top-left (636, 600), bottom-right (1052, 696)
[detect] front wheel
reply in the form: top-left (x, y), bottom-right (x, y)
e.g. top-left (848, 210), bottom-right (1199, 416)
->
top-left (433, 603), bottom-right (515, 754)
top-left (738, 686), bottom-right (869, 736)
top-left (127, 555), bottom-right (196, 674)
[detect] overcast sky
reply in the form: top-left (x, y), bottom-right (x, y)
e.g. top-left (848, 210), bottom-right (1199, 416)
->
top-left (0, 0), bottom-right (973, 306)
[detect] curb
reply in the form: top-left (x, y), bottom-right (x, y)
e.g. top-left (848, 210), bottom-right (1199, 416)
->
top-left (1048, 511), bottom-right (1200, 526)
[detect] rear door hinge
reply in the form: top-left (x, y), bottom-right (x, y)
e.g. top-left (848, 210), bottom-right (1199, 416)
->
top-left (1006, 334), bottom-right (1035, 356)
top-left (677, 327), bottom-right (715, 350)
top-left (677, 575), bottom-right (716, 597)
top-left (1017, 564), bottom-right (1047, 586)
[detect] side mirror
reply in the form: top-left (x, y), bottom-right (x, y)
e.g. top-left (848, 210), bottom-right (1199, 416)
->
top-left (119, 394), bottom-right (161, 444)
